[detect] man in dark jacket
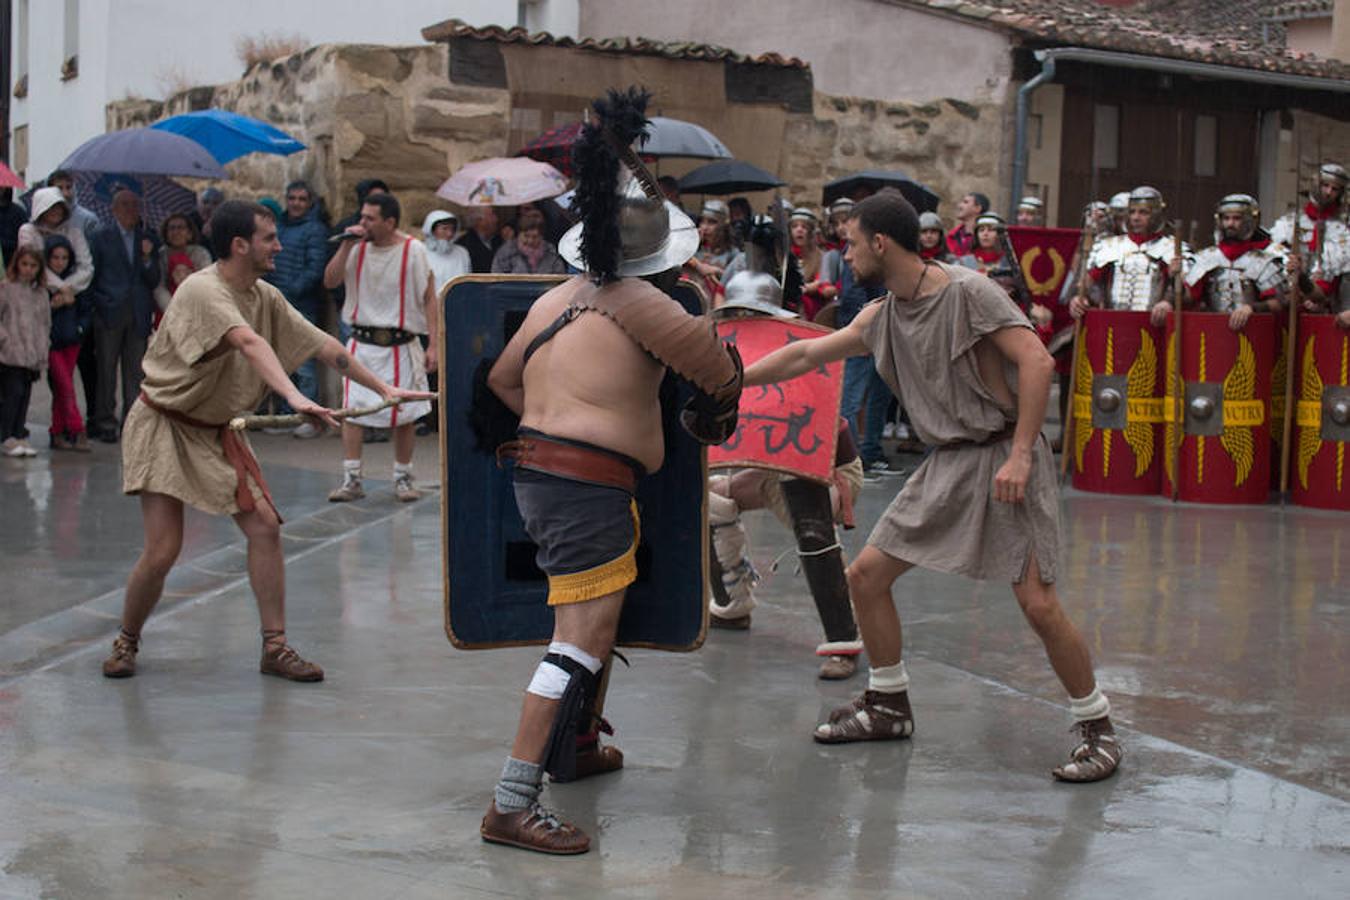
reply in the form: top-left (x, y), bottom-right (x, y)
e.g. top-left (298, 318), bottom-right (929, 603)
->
top-left (88, 189), bottom-right (160, 441)
top-left (268, 180), bottom-right (330, 433)
top-left (457, 206), bottom-right (502, 273)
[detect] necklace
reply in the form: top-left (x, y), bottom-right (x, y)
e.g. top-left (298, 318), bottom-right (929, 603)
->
top-left (902, 261), bottom-right (933, 303)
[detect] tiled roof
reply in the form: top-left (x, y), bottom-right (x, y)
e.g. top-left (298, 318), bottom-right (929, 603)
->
top-left (898, 0), bottom-right (1350, 80)
top-left (420, 18), bottom-right (809, 70)
top-left (1266, 1), bottom-right (1334, 21)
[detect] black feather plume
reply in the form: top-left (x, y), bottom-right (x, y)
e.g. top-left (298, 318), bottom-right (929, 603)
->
top-left (571, 87), bottom-right (652, 283)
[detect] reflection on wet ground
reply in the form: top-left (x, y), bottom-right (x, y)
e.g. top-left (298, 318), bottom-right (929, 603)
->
top-left (1, 448), bottom-right (1346, 898)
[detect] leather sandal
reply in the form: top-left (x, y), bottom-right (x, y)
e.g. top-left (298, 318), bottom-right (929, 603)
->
top-left (1052, 716), bottom-right (1122, 783)
top-left (814, 690), bottom-right (914, 743)
top-left (481, 801), bottom-right (590, 855)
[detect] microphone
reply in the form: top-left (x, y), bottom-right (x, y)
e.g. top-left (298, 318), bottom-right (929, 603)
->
top-left (328, 231), bottom-right (365, 244)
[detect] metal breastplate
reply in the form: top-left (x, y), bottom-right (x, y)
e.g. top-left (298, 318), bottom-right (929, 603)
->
top-left (1108, 244), bottom-right (1165, 311)
top-left (1205, 265), bottom-right (1258, 312)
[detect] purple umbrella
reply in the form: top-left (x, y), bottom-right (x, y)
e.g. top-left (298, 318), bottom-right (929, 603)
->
top-left (59, 128), bottom-right (228, 179)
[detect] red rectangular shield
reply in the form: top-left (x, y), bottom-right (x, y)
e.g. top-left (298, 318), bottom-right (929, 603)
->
top-left (1006, 226), bottom-right (1081, 306)
top-left (708, 318), bottom-right (843, 483)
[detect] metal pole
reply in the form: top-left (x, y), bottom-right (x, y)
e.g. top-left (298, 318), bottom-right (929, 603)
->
top-left (1011, 52), bottom-right (1056, 218)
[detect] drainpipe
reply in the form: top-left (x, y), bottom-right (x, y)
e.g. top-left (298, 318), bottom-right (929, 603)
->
top-left (1010, 50), bottom-right (1055, 217)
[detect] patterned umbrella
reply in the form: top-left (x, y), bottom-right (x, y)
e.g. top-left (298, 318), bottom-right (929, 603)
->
top-left (518, 122), bottom-right (583, 176)
top-left (437, 157), bottom-right (568, 206)
top-left (74, 172), bottom-right (196, 232)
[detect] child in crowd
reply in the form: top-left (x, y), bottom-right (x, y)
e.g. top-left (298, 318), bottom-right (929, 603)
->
top-left (0, 246), bottom-right (52, 457)
top-left (45, 235), bottom-right (90, 451)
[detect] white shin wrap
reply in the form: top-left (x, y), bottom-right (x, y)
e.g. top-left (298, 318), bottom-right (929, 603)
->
top-left (526, 641), bottom-right (603, 699)
top-left (708, 487), bottom-right (756, 617)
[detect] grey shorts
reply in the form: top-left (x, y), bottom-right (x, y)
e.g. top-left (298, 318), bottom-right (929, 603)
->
top-left (513, 468), bottom-right (639, 605)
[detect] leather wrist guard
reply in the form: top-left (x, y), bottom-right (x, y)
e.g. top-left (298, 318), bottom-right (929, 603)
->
top-left (680, 343), bottom-right (743, 445)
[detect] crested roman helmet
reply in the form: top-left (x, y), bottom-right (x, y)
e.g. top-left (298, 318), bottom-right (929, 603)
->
top-left (1127, 185), bottom-right (1166, 233)
top-left (558, 88), bottom-right (700, 281)
top-left (1213, 193), bottom-right (1262, 242)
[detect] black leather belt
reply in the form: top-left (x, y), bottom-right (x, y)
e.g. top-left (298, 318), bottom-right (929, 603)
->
top-left (352, 325), bottom-right (417, 347)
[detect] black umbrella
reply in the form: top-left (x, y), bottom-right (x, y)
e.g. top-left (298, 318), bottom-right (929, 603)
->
top-left (678, 160), bottom-right (784, 195)
top-left (822, 170), bottom-right (939, 212)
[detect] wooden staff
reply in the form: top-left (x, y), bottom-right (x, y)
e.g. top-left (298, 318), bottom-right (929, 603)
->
top-left (1279, 211), bottom-right (1304, 499)
top-left (228, 398), bottom-right (403, 432)
top-left (1060, 222), bottom-right (1095, 478)
top-left (1169, 219), bottom-right (1185, 501)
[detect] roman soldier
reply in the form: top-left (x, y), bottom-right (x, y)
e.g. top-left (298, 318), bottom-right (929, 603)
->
top-left (1185, 194), bottom-right (1288, 332)
top-left (1016, 196), bottom-right (1046, 226)
top-left (1071, 186), bottom-right (1192, 326)
top-left (917, 211), bottom-right (953, 262)
top-left (1271, 162), bottom-right (1350, 315)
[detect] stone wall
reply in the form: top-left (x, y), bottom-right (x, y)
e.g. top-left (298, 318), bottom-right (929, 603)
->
top-left (108, 39), bottom-right (1009, 229)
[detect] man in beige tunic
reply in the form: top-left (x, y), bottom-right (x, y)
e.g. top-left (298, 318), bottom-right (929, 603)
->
top-left (745, 191), bottom-right (1122, 783)
top-left (105, 201), bottom-right (432, 681)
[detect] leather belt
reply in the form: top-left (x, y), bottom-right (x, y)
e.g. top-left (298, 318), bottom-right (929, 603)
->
top-left (137, 392), bottom-right (282, 522)
top-left (352, 325), bottom-right (416, 347)
top-left (497, 436), bottom-right (640, 493)
top-left (935, 422), bottom-right (1019, 451)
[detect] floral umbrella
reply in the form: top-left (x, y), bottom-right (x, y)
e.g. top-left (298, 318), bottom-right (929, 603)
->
top-left (437, 157), bottom-right (568, 206)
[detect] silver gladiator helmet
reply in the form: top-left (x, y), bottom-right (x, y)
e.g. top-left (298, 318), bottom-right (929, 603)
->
top-left (558, 89), bottom-right (699, 280)
top-left (720, 216), bottom-right (796, 318)
top-left (1213, 193), bottom-right (1261, 242)
top-left (1127, 186), bottom-right (1166, 234)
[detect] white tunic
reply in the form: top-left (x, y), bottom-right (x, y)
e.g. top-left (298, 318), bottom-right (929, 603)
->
top-left (339, 235), bottom-right (433, 427)
top-left (341, 236), bottom-right (432, 333)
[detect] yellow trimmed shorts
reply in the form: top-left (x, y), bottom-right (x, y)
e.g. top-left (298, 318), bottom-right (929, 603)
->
top-left (512, 468), bottom-right (641, 606)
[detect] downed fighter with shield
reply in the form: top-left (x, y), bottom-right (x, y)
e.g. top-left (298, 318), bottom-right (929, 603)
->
top-left (708, 216), bottom-right (866, 680)
top-left (476, 88), bottom-right (743, 854)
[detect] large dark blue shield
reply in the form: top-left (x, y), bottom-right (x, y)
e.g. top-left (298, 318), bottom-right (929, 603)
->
top-left (439, 274), bottom-right (709, 651)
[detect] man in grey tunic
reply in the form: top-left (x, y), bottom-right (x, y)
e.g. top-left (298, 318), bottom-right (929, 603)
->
top-left (744, 191), bottom-right (1121, 782)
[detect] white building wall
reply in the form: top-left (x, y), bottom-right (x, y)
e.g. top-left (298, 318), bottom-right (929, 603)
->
top-left (9, 0), bottom-right (580, 182)
top-left (578, 0), bottom-right (1013, 103)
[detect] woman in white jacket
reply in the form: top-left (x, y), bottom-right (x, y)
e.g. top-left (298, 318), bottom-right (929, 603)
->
top-left (18, 186), bottom-right (94, 295)
top-left (422, 210), bottom-right (472, 295)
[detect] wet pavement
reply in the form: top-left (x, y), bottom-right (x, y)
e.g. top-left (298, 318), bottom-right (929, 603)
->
top-left (1, 438), bottom-right (1348, 898)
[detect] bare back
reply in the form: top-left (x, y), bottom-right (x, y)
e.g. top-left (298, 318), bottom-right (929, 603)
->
top-left (516, 284), bottom-right (667, 471)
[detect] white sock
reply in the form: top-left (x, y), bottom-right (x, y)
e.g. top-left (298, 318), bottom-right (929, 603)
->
top-left (342, 459), bottom-right (362, 478)
top-left (868, 660), bottom-right (909, 693)
top-left (393, 461), bottom-right (413, 478)
top-left (1069, 686), bottom-right (1110, 722)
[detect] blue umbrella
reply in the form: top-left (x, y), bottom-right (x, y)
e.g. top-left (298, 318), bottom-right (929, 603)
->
top-left (59, 128), bottom-right (227, 179)
top-left (151, 109), bottom-right (306, 164)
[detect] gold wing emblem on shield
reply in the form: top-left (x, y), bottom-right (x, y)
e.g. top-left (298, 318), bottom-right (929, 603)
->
top-left (1124, 331), bottom-right (1157, 477)
top-left (1164, 330), bottom-right (1179, 486)
top-left (1074, 335), bottom-right (1095, 473)
top-left (1297, 335), bottom-right (1323, 490)
top-left (1220, 334), bottom-right (1256, 486)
